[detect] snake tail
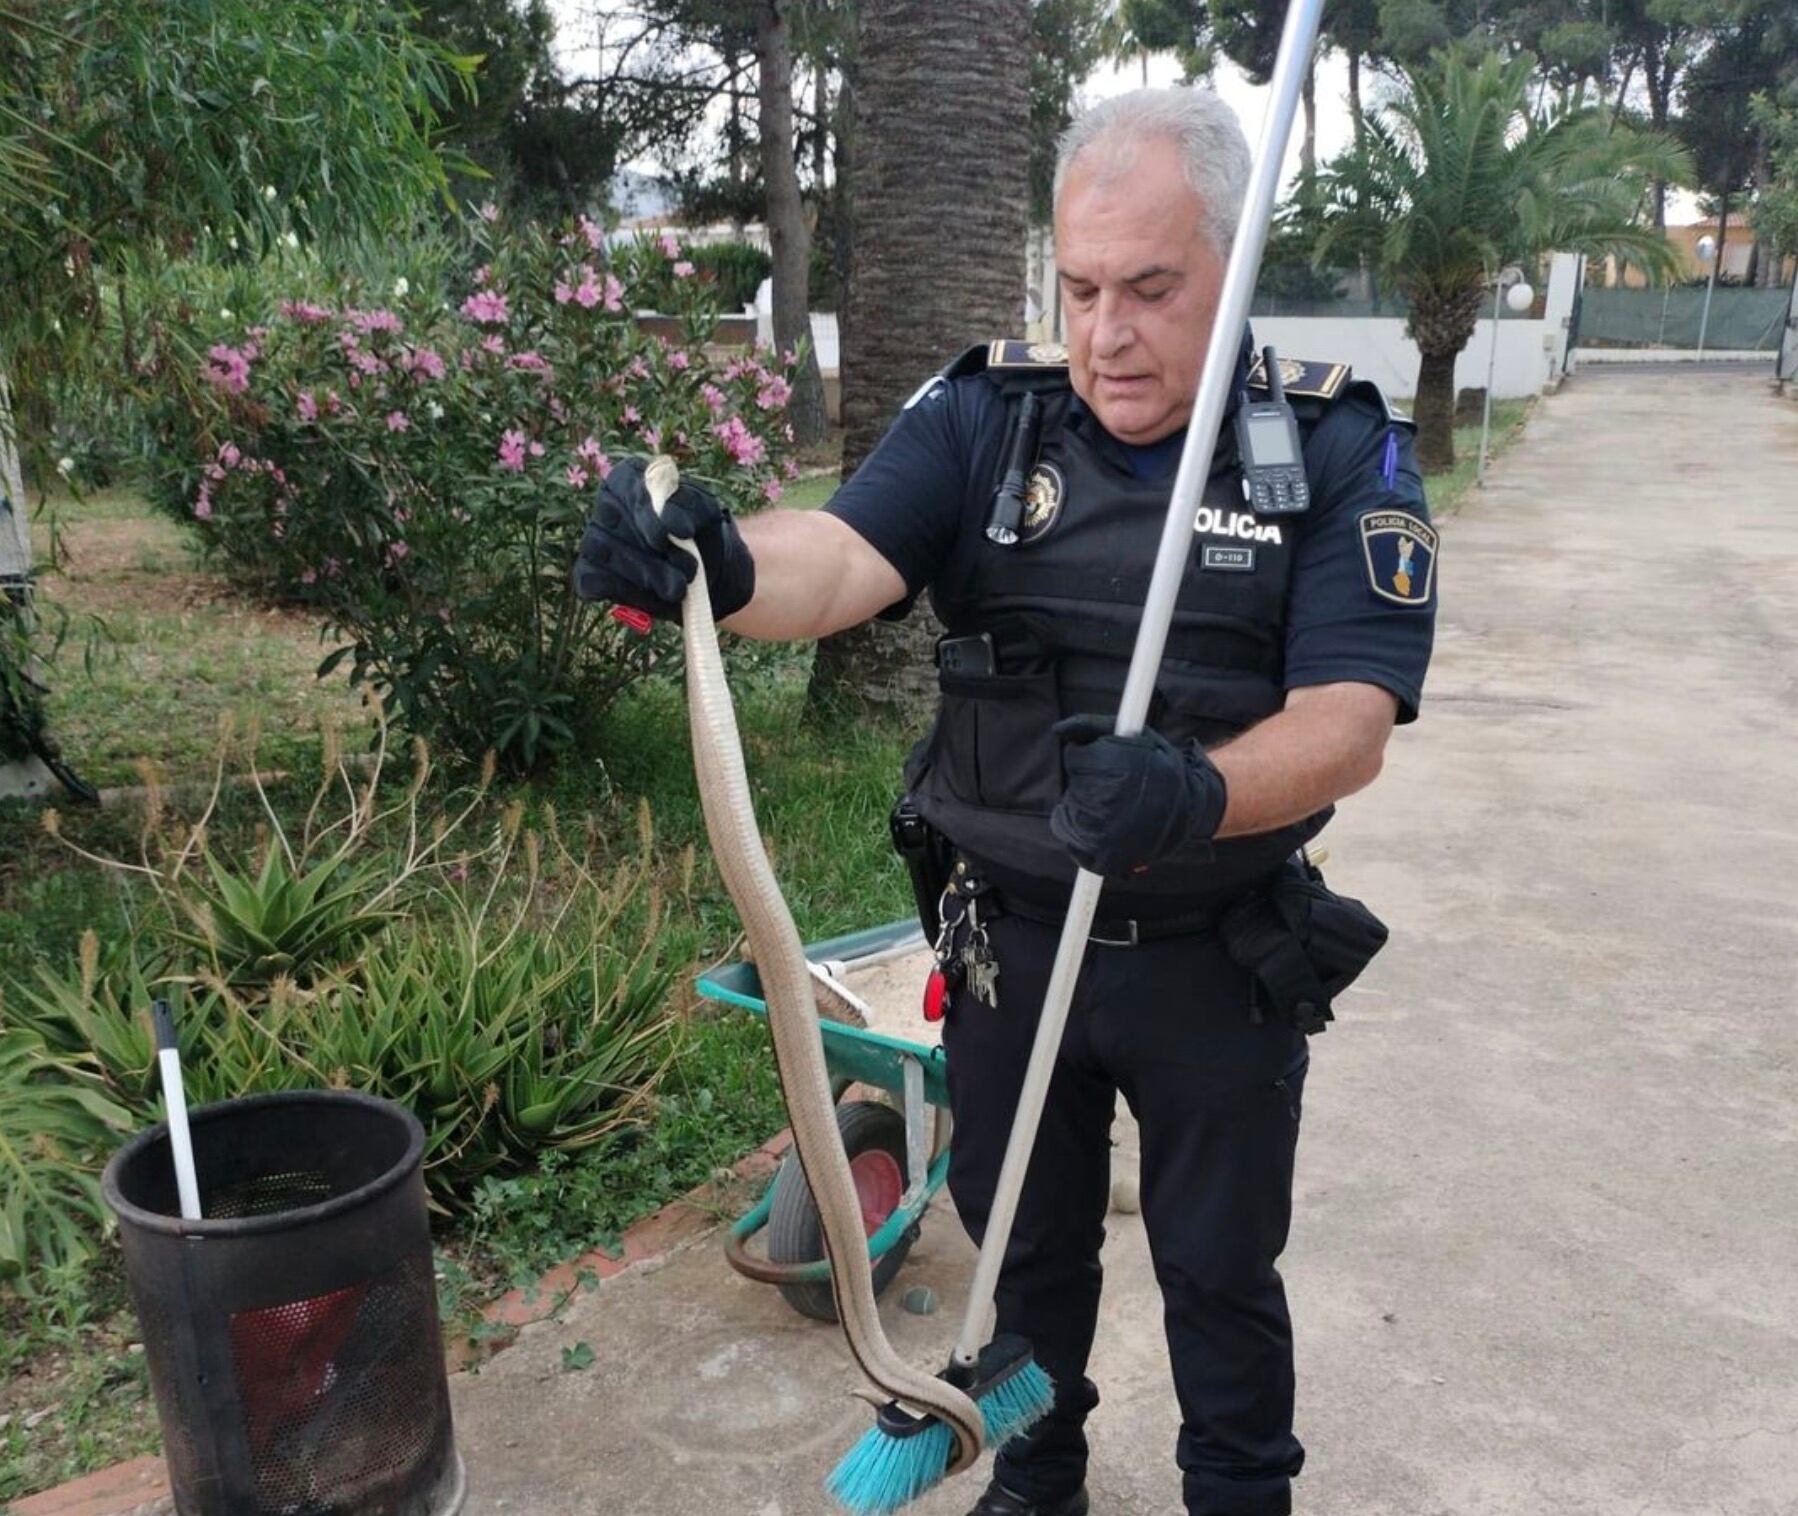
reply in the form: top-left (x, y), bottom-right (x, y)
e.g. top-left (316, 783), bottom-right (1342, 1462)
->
top-left (826, 1336), bottom-right (1055, 1516)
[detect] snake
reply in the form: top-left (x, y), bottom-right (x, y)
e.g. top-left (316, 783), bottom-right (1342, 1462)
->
top-left (645, 455), bottom-right (984, 1475)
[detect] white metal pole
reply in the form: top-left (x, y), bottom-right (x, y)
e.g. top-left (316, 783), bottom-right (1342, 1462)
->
top-left (1477, 276), bottom-right (1503, 485)
top-left (1697, 260), bottom-right (1717, 357)
top-left (949, 0), bottom-right (1330, 1370)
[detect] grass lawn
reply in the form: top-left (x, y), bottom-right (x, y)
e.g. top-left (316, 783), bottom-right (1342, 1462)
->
top-left (0, 397), bottom-right (1531, 1502)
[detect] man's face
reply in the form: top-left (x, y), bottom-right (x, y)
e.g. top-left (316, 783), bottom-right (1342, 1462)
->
top-left (1054, 136), bottom-right (1225, 446)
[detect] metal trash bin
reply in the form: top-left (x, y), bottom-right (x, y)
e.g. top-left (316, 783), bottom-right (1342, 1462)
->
top-left (103, 1090), bottom-right (466, 1516)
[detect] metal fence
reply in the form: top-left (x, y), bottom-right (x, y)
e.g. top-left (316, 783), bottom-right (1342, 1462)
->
top-left (1576, 286), bottom-right (1790, 351)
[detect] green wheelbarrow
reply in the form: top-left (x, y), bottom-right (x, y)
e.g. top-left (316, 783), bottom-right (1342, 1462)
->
top-left (696, 919), bottom-right (949, 1322)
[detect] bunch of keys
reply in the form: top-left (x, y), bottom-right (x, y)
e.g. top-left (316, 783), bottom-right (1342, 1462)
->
top-left (922, 883), bottom-right (1000, 1021)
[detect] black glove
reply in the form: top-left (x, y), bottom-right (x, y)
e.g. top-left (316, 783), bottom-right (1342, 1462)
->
top-left (570, 457), bottom-right (755, 622)
top-left (1048, 715), bottom-right (1229, 877)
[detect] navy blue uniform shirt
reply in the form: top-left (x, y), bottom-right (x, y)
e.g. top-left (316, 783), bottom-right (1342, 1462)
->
top-left (824, 350), bottom-right (1435, 722)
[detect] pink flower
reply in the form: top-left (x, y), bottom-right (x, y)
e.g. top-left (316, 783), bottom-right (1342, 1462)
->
top-left (203, 343), bottom-right (252, 394)
top-left (593, 452), bottom-right (613, 479)
top-left (673, 260), bottom-right (695, 278)
top-left (280, 299), bottom-right (333, 325)
top-left (473, 264), bottom-right (491, 286)
top-left (481, 334), bottom-right (506, 356)
top-left (784, 458), bottom-right (800, 479)
top-left (325, 390), bottom-right (343, 414)
top-left (575, 270), bottom-right (602, 308)
top-left (498, 429), bottom-right (528, 472)
top-left (297, 390), bottom-right (318, 421)
top-left (385, 540), bottom-right (411, 567)
top-left (712, 415), bottom-right (766, 467)
top-left (338, 329), bottom-right (360, 352)
top-left (642, 425), bottom-right (661, 450)
top-left (299, 567), bottom-right (317, 586)
top-left (575, 436), bottom-right (606, 468)
top-left (628, 356), bottom-right (649, 381)
top-left (658, 232), bottom-right (680, 258)
top-left (528, 440), bottom-right (545, 457)
top-left (700, 383), bottom-right (728, 415)
top-left (579, 214), bottom-right (606, 251)
top-left (352, 308), bottom-right (403, 334)
top-left (193, 482), bottom-right (213, 520)
top-left (349, 348), bottom-right (384, 376)
top-left (668, 349), bottom-right (691, 371)
top-left (604, 273), bottom-right (624, 312)
top-left (478, 203), bottom-right (499, 223)
top-left (507, 350), bottom-right (551, 372)
top-left (554, 280), bottom-right (575, 305)
top-left (386, 410), bottom-right (411, 432)
top-left (622, 405), bottom-right (640, 426)
top-left (757, 375), bottom-right (793, 410)
top-left (460, 289), bottom-right (510, 325)
top-left (217, 441), bottom-right (242, 468)
top-left (404, 346), bottom-right (446, 381)
top-left (762, 478), bottom-right (784, 503)
top-left (565, 464), bottom-right (589, 489)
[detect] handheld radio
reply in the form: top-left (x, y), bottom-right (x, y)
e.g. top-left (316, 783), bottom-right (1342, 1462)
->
top-left (1236, 346), bottom-right (1309, 514)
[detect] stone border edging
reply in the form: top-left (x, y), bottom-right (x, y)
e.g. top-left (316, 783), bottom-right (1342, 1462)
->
top-left (11, 1127), bottom-right (796, 1516)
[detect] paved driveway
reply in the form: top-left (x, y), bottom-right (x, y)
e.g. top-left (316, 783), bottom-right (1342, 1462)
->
top-left (450, 370), bottom-right (1798, 1516)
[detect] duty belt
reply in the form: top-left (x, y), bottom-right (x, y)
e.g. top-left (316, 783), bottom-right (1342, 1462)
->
top-left (946, 859), bottom-right (1227, 947)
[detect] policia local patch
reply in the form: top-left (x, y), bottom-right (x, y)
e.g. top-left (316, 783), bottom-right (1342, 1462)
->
top-left (1359, 511), bottom-right (1437, 605)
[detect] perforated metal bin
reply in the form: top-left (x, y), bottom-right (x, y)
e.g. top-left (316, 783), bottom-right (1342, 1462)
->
top-left (102, 1090), bottom-right (465, 1516)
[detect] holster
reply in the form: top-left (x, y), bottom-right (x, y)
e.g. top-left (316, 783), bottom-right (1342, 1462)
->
top-left (1219, 856), bottom-right (1389, 1035)
top-left (888, 793), bottom-right (956, 943)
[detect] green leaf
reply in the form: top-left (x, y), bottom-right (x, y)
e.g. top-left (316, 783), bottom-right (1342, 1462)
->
top-left (560, 1341), bottom-right (595, 1372)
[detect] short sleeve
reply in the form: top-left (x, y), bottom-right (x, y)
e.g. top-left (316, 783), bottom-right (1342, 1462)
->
top-left (821, 378), bottom-right (976, 609)
top-left (1283, 396), bottom-right (1437, 723)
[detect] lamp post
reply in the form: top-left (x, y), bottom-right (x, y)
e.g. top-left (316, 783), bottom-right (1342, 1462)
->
top-left (1478, 265), bottom-right (1534, 486)
top-left (1696, 234), bottom-right (1717, 358)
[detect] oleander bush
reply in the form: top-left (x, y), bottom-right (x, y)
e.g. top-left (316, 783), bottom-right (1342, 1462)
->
top-left (143, 209), bottom-right (801, 773)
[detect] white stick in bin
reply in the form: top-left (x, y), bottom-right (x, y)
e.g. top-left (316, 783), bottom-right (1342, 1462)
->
top-left (152, 998), bottom-right (203, 1221)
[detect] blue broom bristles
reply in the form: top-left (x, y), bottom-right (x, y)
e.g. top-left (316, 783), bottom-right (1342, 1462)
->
top-left (825, 1357), bottom-right (1056, 1516)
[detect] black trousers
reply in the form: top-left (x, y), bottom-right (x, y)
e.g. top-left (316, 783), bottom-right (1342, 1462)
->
top-left (941, 907), bottom-right (1310, 1516)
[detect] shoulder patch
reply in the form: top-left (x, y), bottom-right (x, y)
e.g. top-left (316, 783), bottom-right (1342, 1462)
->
top-left (988, 338), bottom-right (1069, 370)
top-left (1359, 511), bottom-right (1437, 606)
top-left (1247, 355), bottom-right (1350, 401)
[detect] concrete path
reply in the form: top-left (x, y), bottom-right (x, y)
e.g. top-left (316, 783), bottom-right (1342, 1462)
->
top-left (449, 370), bottom-right (1798, 1515)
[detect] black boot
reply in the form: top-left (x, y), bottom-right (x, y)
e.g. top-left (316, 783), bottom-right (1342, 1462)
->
top-left (965, 1480), bottom-right (1091, 1516)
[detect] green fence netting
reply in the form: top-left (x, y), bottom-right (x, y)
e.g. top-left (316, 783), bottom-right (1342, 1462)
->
top-left (1577, 287), bottom-right (1789, 350)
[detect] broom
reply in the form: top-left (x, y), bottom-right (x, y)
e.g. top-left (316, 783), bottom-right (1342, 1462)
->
top-left (825, 1), bottom-right (1329, 1508)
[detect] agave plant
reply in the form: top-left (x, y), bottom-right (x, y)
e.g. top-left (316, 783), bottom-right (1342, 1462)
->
top-left (0, 1029), bottom-right (132, 1283)
top-left (173, 844), bottom-right (399, 989)
top-left (1313, 45), bottom-right (1692, 469)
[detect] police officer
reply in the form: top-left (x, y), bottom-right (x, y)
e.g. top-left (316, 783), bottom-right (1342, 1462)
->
top-left (575, 87), bottom-right (1434, 1516)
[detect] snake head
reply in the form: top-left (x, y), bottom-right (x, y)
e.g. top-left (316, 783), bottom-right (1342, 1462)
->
top-left (644, 453), bottom-right (680, 517)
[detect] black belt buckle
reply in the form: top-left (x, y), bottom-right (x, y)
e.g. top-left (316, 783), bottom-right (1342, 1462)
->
top-left (1088, 918), bottom-right (1140, 948)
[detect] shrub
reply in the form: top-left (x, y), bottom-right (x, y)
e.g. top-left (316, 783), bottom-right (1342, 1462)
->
top-left (144, 211), bottom-right (800, 772)
top-left (683, 241), bottom-right (773, 312)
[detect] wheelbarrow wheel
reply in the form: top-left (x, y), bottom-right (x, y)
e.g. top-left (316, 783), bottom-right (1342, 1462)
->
top-left (767, 1100), bottom-right (917, 1323)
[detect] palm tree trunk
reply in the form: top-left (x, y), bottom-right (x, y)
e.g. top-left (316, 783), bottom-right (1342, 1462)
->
top-left (807, 0), bottom-right (1031, 720)
top-left (1347, 53), bottom-right (1364, 149)
top-left (1412, 348), bottom-right (1459, 473)
top-left (756, 0), bottom-right (829, 446)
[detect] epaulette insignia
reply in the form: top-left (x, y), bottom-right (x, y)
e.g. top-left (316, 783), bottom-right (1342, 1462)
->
top-left (1247, 355), bottom-right (1350, 400)
top-left (988, 339), bottom-right (1069, 370)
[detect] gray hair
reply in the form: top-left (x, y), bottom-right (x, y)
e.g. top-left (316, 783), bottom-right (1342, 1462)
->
top-left (1053, 88), bottom-right (1251, 254)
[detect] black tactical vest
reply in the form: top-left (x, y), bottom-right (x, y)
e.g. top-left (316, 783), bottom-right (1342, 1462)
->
top-left (904, 350), bottom-right (1334, 906)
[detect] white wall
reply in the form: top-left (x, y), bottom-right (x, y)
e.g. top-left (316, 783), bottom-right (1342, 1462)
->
top-left (753, 280), bottom-right (839, 373)
top-left (1246, 315), bottom-right (1556, 400)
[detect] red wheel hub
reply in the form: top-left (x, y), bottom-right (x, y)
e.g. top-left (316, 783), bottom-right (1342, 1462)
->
top-left (848, 1150), bottom-right (905, 1237)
